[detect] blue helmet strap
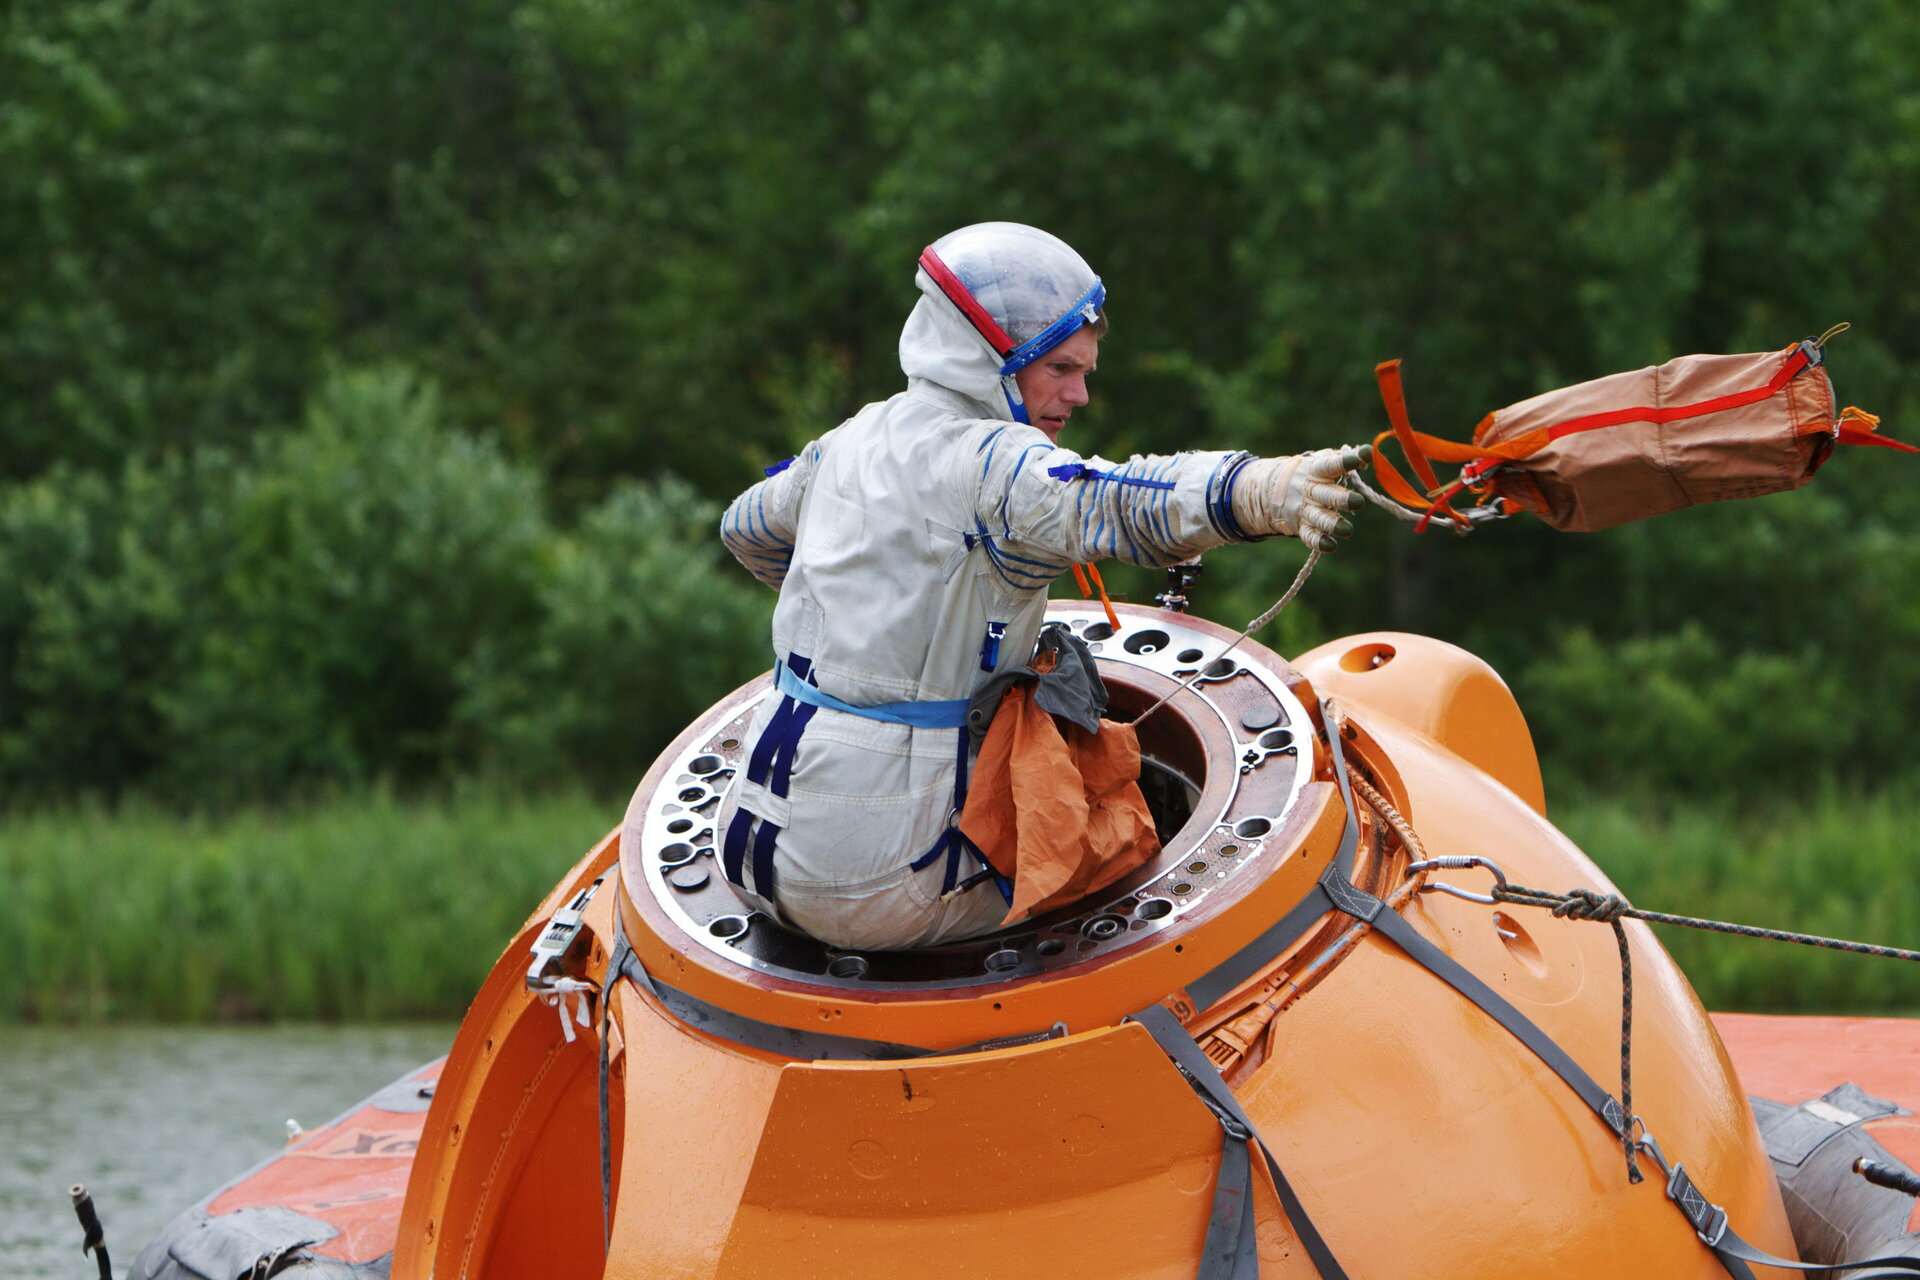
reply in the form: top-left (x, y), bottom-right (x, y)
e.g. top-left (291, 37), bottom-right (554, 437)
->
top-left (998, 279), bottom-right (1107, 378)
top-left (1001, 374), bottom-right (1030, 424)
top-left (994, 277), bottom-right (1103, 425)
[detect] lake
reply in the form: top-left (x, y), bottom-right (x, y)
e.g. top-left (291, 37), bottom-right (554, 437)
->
top-left (0, 1023), bottom-right (451, 1280)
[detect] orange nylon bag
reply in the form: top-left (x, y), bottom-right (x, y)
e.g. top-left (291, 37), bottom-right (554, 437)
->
top-left (958, 686), bottom-right (1159, 926)
top-left (1372, 328), bottom-right (1913, 533)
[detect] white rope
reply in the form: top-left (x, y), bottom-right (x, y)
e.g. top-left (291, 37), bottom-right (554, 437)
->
top-left (537, 977), bottom-right (599, 1043)
top-left (1346, 471), bottom-right (1428, 523)
top-left (1132, 548), bottom-right (1320, 729)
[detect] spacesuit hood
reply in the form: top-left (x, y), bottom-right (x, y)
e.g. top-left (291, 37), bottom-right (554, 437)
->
top-left (898, 222), bottom-right (1105, 424)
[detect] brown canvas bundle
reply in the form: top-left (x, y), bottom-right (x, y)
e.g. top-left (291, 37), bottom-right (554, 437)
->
top-left (1370, 330), bottom-right (1911, 533)
top-left (1472, 346), bottom-right (1836, 532)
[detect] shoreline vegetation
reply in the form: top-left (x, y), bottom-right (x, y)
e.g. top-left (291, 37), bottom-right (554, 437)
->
top-left (2, 787), bottom-right (614, 1023)
top-left (5, 783), bottom-right (1916, 1024)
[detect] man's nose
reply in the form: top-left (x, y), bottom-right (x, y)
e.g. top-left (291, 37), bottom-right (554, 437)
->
top-left (1063, 375), bottom-right (1089, 407)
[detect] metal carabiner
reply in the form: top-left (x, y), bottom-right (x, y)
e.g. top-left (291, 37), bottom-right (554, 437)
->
top-left (1405, 854), bottom-right (1512, 905)
top-left (1632, 1128), bottom-right (1673, 1180)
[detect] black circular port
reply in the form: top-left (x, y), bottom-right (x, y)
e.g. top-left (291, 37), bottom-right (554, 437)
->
top-left (827, 955), bottom-right (868, 980)
top-left (1123, 629), bottom-right (1172, 656)
top-left (1259, 729), bottom-right (1293, 750)
top-left (677, 786), bottom-right (707, 804)
top-left (708, 916), bottom-right (748, 940)
top-left (659, 842), bottom-right (696, 867)
top-left (689, 754), bottom-right (723, 776)
top-left (1083, 621), bottom-right (1115, 641)
top-left (1082, 914), bottom-right (1128, 941)
top-left (1137, 898), bottom-right (1173, 920)
top-left (1204, 658), bottom-right (1238, 679)
top-left (666, 818), bottom-right (694, 834)
top-left (984, 949), bottom-right (1022, 973)
top-left (1240, 705), bottom-right (1282, 732)
top-left (1037, 938), bottom-right (1065, 956)
top-left (1177, 648), bottom-right (1204, 663)
top-left (1233, 817), bottom-right (1272, 839)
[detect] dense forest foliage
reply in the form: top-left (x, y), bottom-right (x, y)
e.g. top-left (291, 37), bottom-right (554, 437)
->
top-left (5, 0), bottom-right (1919, 807)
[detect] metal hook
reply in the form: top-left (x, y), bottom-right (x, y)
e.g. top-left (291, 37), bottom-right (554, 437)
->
top-left (1632, 1131), bottom-right (1672, 1179)
top-left (1418, 881), bottom-right (1499, 906)
top-left (1406, 855), bottom-right (1512, 906)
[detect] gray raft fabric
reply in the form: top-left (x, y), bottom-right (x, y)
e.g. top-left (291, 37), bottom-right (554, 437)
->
top-left (126, 1204), bottom-right (386, 1280)
top-left (1755, 1084), bottom-right (1920, 1271)
top-left (1755, 1082), bottom-right (1908, 1167)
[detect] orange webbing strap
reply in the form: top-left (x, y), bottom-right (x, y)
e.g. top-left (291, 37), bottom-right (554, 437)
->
top-left (1071, 563), bottom-right (1122, 632)
top-left (1834, 406), bottom-right (1920, 454)
top-left (1373, 360), bottom-right (1466, 525)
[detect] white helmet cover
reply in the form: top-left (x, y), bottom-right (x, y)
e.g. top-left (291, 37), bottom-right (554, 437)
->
top-left (899, 222), bottom-right (1105, 424)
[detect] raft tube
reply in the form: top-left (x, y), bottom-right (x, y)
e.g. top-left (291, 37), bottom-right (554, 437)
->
top-left (127, 1060), bottom-right (442, 1279)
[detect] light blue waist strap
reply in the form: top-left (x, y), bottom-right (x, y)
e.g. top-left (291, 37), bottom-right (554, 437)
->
top-left (774, 663), bottom-right (971, 729)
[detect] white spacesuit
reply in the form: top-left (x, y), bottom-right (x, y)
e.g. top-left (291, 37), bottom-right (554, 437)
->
top-left (718, 222), bottom-right (1361, 951)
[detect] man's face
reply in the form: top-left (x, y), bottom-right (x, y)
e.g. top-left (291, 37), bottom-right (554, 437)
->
top-left (1014, 327), bottom-right (1099, 444)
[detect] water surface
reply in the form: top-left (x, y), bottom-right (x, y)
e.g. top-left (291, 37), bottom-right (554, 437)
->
top-left (0, 1023), bottom-right (450, 1280)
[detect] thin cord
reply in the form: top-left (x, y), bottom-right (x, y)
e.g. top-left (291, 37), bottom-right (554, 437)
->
top-left (1132, 549), bottom-right (1320, 728)
top-left (1345, 471), bottom-right (1428, 524)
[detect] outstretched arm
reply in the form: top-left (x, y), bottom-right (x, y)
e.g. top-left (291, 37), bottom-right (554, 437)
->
top-left (970, 426), bottom-right (1368, 581)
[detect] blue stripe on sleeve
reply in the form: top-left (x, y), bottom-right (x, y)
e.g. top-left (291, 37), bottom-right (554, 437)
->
top-left (997, 442), bottom-right (1053, 533)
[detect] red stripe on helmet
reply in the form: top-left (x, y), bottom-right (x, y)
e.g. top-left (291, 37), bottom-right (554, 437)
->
top-left (919, 247), bottom-right (1015, 355)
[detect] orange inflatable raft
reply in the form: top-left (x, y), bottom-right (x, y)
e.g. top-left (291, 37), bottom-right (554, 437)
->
top-left (126, 603), bottom-right (1920, 1279)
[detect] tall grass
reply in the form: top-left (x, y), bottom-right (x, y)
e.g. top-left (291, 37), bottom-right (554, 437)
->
top-left (4, 785), bottom-right (1917, 1022)
top-left (1, 788), bottom-right (615, 1022)
top-left (1557, 784), bottom-right (1920, 1014)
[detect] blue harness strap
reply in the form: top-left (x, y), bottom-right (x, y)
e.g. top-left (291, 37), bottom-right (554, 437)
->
top-left (774, 663), bottom-right (970, 728)
top-left (750, 694), bottom-right (818, 897)
top-left (727, 656), bottom-right (988, 901)
top-left (722, 655), bottom-right (816, 892)
top-left (909, 720), bottom-right (1011, 904)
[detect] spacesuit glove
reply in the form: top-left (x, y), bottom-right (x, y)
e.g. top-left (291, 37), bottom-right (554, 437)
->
top-left (1229, 445), bottom-right (1372, 551)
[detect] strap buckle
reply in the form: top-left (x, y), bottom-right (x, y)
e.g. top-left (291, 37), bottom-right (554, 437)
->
top-left (527, 875), bottom-right (605, 991)
top-left (1644, 1137), bottom-right (1730, 1248)
top-left (1192, 1089), bottom-right (1253, 1143)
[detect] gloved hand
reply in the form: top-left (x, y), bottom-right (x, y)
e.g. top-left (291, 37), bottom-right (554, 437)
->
top-left (1229, 445), bottom-right (1373, 551)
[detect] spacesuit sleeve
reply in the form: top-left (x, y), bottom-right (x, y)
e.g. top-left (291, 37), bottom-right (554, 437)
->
top-left (720, 437), bottom-right (829, 590)
top-left (969, 425), bottom-right (1257, 582)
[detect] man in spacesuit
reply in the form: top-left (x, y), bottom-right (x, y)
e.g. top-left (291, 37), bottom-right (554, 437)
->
top-left (719, 222), bottom-right (1366, 951)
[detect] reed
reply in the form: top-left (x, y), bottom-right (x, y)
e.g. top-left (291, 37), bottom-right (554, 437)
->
top-left (3, 785), bottom-right (1916, 1022)
top-left (1555, 783), bottom-right (1920, 1014)
top-left (1, 787), bottom-right (616, 1023)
